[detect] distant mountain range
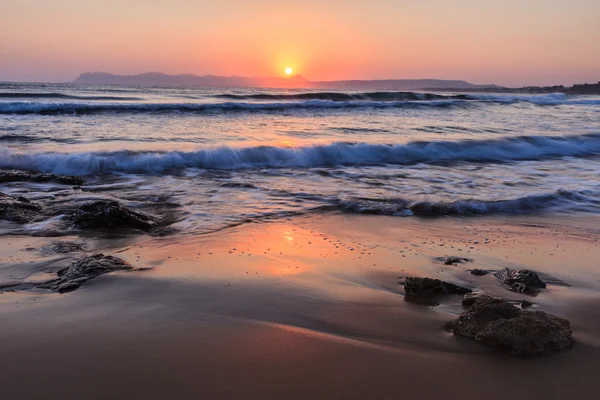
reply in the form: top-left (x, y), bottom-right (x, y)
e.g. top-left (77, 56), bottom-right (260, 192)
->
top-left (426, 82), bottom-right (600, 95)
top-left (73, 72), bottom-right (498, 91)
top-left (73, 72), bottom-right (600, 94)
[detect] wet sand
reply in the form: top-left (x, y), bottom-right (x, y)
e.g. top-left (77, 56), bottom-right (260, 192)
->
top-left (1, 214), bottom-right (600, 399)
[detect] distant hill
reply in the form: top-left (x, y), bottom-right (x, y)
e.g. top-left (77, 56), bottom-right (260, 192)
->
top-left (73, 72), bottom-right (310, 88)
top-left (311, 79), bottom-right (499, 91)
top-left (426, 81), bottom-right (600, 95)
top-left (73, 72), bottom-right (496, 90)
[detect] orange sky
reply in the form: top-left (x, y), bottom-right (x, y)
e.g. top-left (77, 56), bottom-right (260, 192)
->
top-left (1, 0), bottom-right (599, 86)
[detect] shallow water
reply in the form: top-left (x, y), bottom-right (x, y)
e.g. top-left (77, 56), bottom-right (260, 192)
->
top-left (1, 82), bottom-right (599, 235)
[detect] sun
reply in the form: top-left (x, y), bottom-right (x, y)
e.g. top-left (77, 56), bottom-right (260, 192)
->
top-left (284, 67), bottom-right (293, 76)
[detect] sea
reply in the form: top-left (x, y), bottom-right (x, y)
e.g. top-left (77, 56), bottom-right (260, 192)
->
top-left (1, 82), bottom-right (600, 236)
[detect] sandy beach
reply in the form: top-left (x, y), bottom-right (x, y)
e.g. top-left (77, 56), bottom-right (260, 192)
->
top-left (1, 81), bottom-right (599, 400)
top-left (2, 214), bottom-right (600, 399)
top-left (3, 0), bottom-right (600, 397)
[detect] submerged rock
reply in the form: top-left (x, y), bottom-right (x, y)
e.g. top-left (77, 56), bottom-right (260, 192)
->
top-left (470, 269), bottom-right (489, 276)
top-left (46, 241), bottom-right (87, 254)
top-left (39, 254), bottom-right (135, 293)
top-left (0, 192), bottom-right (42, 223)
top-left (403, 277), bottom-right (472, 297)
top-left (0, 169), bottom-right (83, 185)
top-left (463, 293), bottom-right (534, 309)
top-left (70, 200), bottom-right (157, 231)
top-left (436, 256), bottom-right (473, 265)
top-left (446, 295), bottom-right (572, 356)
top-left (521, 300), bottom-right (533, 309)
top-left (492, 268), bottom-right (546, 293)
top-left (461, 292), bottom-right (490, 307)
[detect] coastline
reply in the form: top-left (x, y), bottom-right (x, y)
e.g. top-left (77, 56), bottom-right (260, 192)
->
top-left (2, 213), bottom-right (600, 399)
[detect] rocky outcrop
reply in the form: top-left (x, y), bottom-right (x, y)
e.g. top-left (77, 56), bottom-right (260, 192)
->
top-left (0, 192), bottom-right (42, 223)
top-left (492, 268), bottom-right (546, 293)
top-left (446, 295), bottom-right (572, 356)
top-left (0, 169), bottom-right (83, 185)
top-left (70, 200), bottom-right (157, 231)
top-left (403, 277), bottom-right (472, 297)
top-left (39, 254), bottom-right (135, 293)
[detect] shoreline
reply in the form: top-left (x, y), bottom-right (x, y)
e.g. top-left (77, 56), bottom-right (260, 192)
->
top-left (1, 214), bottom-right (600, 398)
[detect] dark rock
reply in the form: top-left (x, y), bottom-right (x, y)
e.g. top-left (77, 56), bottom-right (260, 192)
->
top-left (0, 169), bottom-right (83, 185)
top-left (470, 269), bottom-right (489, 276)
top-left (464, 293), bottom-right (535, 309)
top-left (403, 277), bottom-right (472, 297)
top-left (46, 241), bottom-right (87, 254)
top-left (0, 192), bottom-right (42, 223)
top-left (492, 268), bottom-right (546, 293)
top-left (437, 256), bottom-right (473, 265)
top-left (462, 292), bottom-right (490, 307)
top-left (521, 300), bottom-right (533, 309)
top-left (70, 200), bottom-right (157, 231)
top-left (57, 282), bottom-right (80, 293)
top-left (39, 254), bottom-right (136, 292)
top-left (446, 295), bottom-right (572, 356)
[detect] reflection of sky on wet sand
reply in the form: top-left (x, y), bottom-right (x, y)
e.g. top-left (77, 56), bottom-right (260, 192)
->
top-left (115, 214), bottom-right (600, 310)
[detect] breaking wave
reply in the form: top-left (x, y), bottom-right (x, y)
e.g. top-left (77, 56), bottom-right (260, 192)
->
top-left (318, 189), bottom-right (600, 217)
top-left (1, 134), bottom-right (599, 176)
top-left (0, 99), bottom-right (464, 114)
top-left (215, 91), bottom-right (600, 105)
top-left (0, 93), bottom-right (597, 115)
top-left (214, 91), bottom-right (469, 101)
top-left (0, 92), bottom-right (141, 101)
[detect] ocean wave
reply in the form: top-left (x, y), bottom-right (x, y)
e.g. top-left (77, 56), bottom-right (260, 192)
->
top-left (0, 92), bottom-right (141, 101)
top-left (0, 133), bottom-right (44, 143)
top-left (465, 93), bottom-right (600, 105)
top-left (1, 92), bottom-right (597, 115)
top-left (214, 91), bottom-right (467, 101)
top-left (0, 99), bottom-right (464, 114)
top-left (319, 190), bottom-right (600, 217)
top-left (213, 92), bottom-right (597, 106)
top-left (1, 134), bottom-right (599, 175)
